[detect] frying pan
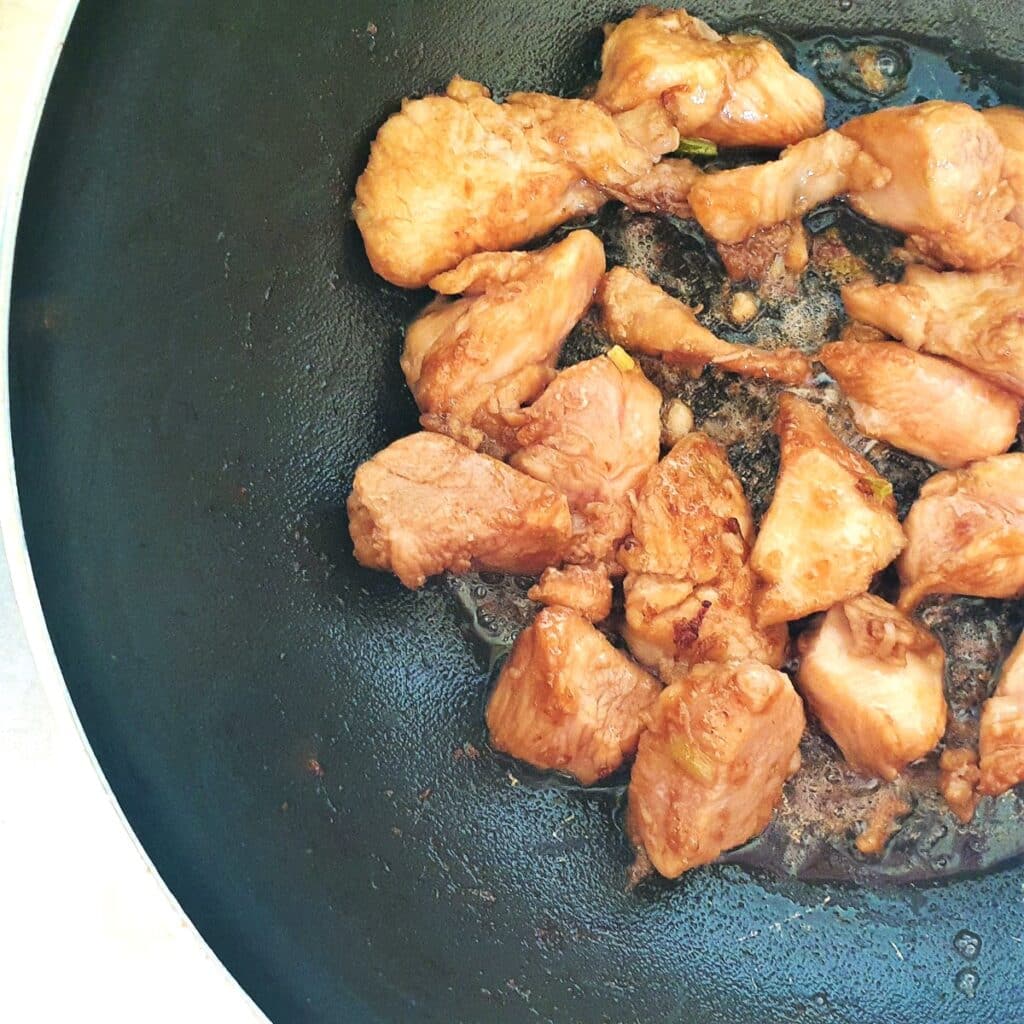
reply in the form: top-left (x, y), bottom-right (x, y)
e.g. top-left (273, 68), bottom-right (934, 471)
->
top-left (6, 1), bottom-right (1024, 1021)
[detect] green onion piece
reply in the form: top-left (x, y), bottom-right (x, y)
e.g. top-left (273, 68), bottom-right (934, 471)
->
top-left (669, 739), bottom-right (715, 783)
top-left (673, 137), bottom-right (718, 159)
top-left (863, 476), bottom-right (894, 501)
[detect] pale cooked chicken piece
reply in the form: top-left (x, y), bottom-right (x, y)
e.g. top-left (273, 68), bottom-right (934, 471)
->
top-left (508, 351), bottom-right (662, 565)
top-left (353, 78), bottom-right (677, 288)
top-left (796, 595), bottom-right (947, 781)
top-left (898, 454), bottom-right (1024, 611)
top-left (818, 339), bottom-right (1020, 468)
top-left (983, 105), bottom-right (1024, 226)
top-left (840, 100), bottom-right (1023, 270)
top-left (608, 158), bottom-right (704, 219)
top-left (485, 607), bottom-right (661, 785)
top-left (598, 267), bottom-right (812, 385)
top-left (627, 660), bottom-right (805, 878)
top-left (689, 131), bottom-right (890, 244)
top-left (347, 432), bottom-right (571, 589)
top-left (842, 266), bottom-right (1024, 397)
top-left (527, 564), bottom-right (613, 623)
top-left (594, 7), bottom-right (825, 149)
top-left (402, 231), bottom-right (606, 453)
top-left (979, 632), bottom-right (1024, 797)
top-left (751, 395), bottom-right (905, 626)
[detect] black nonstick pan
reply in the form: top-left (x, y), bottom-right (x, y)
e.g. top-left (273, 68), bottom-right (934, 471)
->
top-left (8, 1), bottom-right (1024, 1022)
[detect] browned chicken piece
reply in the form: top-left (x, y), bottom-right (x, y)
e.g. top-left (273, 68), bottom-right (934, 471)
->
top-left (598, 267), bottom-right (813, 385)
top-left (751, 395), bottom-right (905, 626)
top-left (979, 632), bottom-right (1024, 797)
top-left (797, 595), bottom-right (947, 781)
top-left (353, 78), bottom-right (677, 288)
top-left (347, 432), bottom-right (571, 589)
top-left (608, 158), bottom-right (704, 219)
top-left (939, 747), bottom-right (981, 824)
top-left (618, 433), bottom-right (787, 674)
top-left (898, 454), bottom-right (1024, 611)
top-left (402, 232), bottom-right (606, 453)
top-left (527, 564), bottom-right (613, 623)
top-left (842, 266), bottom-right (1024, 397)
top-left (840, 101), bottom-right (1023, 270)
top-left (508, 351), bottom-right (662, 565)
top-left (627, 660), bottom-right (805, 878)
top-left (983, 105), bottom-right (1024, 226)
top-left (689, 131), bottom-right (890, 244)
top-left (717, 220), bottom-right (809, 285)
top-left (818, 339), bottom-right (1020, 468)
top-left (485, 607), bottom-right (662, 785)
top-left (594, 7), bottom-right (825, 149)
top-left (854, 793), bottom-right (912, 857)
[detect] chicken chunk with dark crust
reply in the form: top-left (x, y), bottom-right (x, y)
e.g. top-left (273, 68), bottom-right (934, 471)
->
top-left (797, 595), bottom-right (947, 781)
top-left (627, 660), bottom-right (805, 878)
top-left (486, 607), bottom-right (662, 785)
top-left (347, 432), bottom-right (571, 589)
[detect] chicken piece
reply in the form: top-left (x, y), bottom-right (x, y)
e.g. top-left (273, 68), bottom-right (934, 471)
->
top-left (979, 633), bottom-right (1024, 797)
top-left (818, 339), bottom-right (1020, 468)
top-left (796, 595), bottom-right (947, 780)
top-left (609, 157), bottom-right (704, 219)
top-left (983, 105), bottom-right (1024, 227)
top-left (751, 395), bottom-right (905, 626)
top-left (402, 232), bottom-right (605, 453)
top-left (627, 661), bottom-right (805, 878)
top-left (854, 792), bottom-right (912, 857)
top-left (689, 131), bottom-right (890, 244)
top-left (485, 607), bottom-right (661, 785)
top-left (898, 454), bottom-right (1024, 611)
top-left (353, 78), bottom-right (678, 288)
top-left (598, 267), bottom-right (812, 385)
top-left (939, 747), bottom-right (981, 824)
top-left (508, 351), bottom-right (662, 565)
top-left (840, 101), bottom-right (1023, 270)
top-left (717, 220), bottom-right (809, 285)
top-left (842, 266), bottom-right (1024, 397)
top-left (527, 564), bottom-right (613, 623)
top-left (347, 432), bottom-right (571, 589)
top-left (594, 7), bottom-right (825, 149)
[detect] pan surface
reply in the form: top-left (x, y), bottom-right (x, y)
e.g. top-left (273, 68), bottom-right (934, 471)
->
top-left (9, 1), bottom-right (1024, 1021)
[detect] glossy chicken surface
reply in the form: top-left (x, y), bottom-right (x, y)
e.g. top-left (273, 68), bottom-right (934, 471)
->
top-left (979, 633), bottom-right (1024, 797)
top-left (594, 7), bottom-right (825, 148)
top-left (347, 432), bottom-right (571, 589)
top-left (609, 157), bottom-right (704, 219)
top-left (599, 267), bottom-right (812, 385)
top-left (983, 105), bottom-right (1024, 227)
top-left (627, 661), bottom-right (805, 878)
top-left (840, 100), bottom-right (1023, 270)
top-left (819, 339), bottom-right (1020, 468)
top-left (898, 454), bottom-right (1024, 611)
top-left (353, 78), bottom-right (675, 288)
top-left (485, 607), bottom-right (662, 785)
top-left (797, 595), bottom-right (947, 780)
top-left (402, 231), bottom-right (605, 453)
top-left (509, 352), bottom-right (662, 565)
top-left (842, 266), bottom-right (1024, 397)
top-left (689, 131), bottom-right (889, 244)
top-left (751, 395), bottom-right (905, 626)
top-left (527, 564), bottom-right (613, 623)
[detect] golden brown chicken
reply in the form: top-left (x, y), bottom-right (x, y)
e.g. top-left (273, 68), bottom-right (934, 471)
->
top-left (979, 632), bottom-right (1024, 797)
top-left (939, 747), bottom-right (982, 824)
top-left (842, 266), bottom-right (1024, 397)
top-left (598, 267), bottom-right (812, 385)
top-left (402, 231), bottom-right (606, 453)
top-left (627, 660), bottom-right (805, 878)
top-left (818, 339), bottom-right (1020, 468)
top-left (347, 432), bottom-right (571, 589)
top-left (797, 595), bottom-right (947, 780)
top-left (751, 395), bottom-right (905, 626)
top-left (983, 105), bottom-right (1024, 227)
top-left (594, 7), bottom-right (825, 149)
top-left (898, 454), bottom-right (1024, 611)
top-left (689, 131), bottom-right (890, 244)
top-left (353, 78), bottom-right (677, 288)
top-left (606, 157), bottom-right (704, 219)
top-left (508, 351), bottom-right (663, 565)
top-left (840, 100), bottom-right (1023, 270)
top-left (485, 607), bottom-right (662, 785)
top-left (716, 221), bottom-right (809, 286)
top-left (527, 564), bottom-right (613, 623)
top-left (618, 433), bottom-right (787, 674)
